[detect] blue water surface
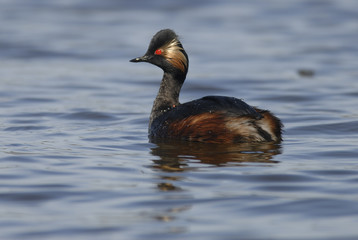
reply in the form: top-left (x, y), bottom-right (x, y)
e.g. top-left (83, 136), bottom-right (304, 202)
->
top-left (1, 0), bottom-right (358, 239)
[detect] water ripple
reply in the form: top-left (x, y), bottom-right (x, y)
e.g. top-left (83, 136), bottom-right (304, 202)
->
top-left (4, 126), bottom-right (50, 131)
top-left (291, 120), bottom-right (358, 135)
top-left (60, 111), bottom-right (118, 121)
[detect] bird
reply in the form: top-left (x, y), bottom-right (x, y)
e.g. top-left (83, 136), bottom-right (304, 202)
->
top-left (130, 29), bottom-right (282, 143)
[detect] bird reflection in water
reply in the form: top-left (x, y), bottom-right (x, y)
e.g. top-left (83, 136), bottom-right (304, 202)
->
top-left (148, 141), bottom-right (282, 225)
top-left (151, 140), bottom-right (282, 173)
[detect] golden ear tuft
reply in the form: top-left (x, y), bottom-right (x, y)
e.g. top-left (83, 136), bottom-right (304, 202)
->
top-left (161, 39), bottom-right (188, 73)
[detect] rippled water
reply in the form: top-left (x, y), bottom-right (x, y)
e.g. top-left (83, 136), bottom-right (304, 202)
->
top-left (1, 0), bottom-right (358, 239)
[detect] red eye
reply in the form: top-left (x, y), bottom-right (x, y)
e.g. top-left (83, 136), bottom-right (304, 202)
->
top-left (155, 49), bottom-right (162, 55)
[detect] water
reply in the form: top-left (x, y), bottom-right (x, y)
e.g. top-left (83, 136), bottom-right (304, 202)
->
top-left (1, 0), bottom-right (358, 239)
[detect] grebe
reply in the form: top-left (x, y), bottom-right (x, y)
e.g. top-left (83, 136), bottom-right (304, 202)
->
top-left (130, 29), bottom-right (282, 143)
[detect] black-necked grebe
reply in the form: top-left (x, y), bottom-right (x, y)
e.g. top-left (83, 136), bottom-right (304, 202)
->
top-left (130, 29), bottom-right (282, 143)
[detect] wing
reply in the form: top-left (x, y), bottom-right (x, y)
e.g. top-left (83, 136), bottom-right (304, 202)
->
top-left (149, 96), bottom-right (263, 139)
top-left (174, 96), bottom-right (262, 119)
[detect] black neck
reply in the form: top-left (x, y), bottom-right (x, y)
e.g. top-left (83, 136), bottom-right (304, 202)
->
top-left (149, 71), bottom-right (185, 126)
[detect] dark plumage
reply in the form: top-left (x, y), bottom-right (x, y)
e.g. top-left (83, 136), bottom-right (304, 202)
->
top-left (130, 29), bottom-right (283, 143)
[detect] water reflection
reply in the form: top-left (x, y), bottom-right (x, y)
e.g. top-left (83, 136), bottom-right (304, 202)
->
top-left (151, 140), bottom-right (282, 173)
top-left (149, 140), bottom-right (282, 227)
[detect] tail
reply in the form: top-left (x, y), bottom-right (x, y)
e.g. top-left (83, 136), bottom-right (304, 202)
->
top-left (254, 108), bottom-right (283, 142)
